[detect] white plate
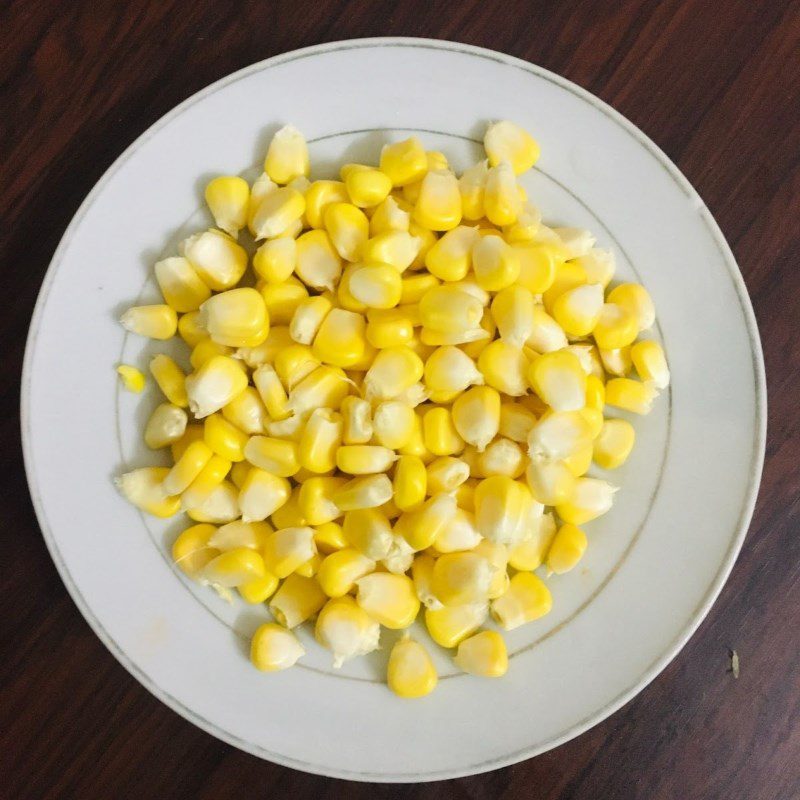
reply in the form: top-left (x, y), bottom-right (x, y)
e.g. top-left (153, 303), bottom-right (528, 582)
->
top-left (21, 38), bottom-right (766, 782)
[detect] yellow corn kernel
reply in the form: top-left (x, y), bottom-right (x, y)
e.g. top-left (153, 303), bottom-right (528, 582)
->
top-left (474, 536), bottom-right (510, 601)
top-left (270, 484), bottom-right (305, 528)
top-left (431, 551), bottom-right (493, 606)
top-left (483, 161), bottom-right (522, 226)
top-left (369, 195), bottom-right (411, 235)
top-left (202, 412), bottom-right (247, 462)
top-left (334, 474), bottom-right (394, 512)
top-left (323, 202), bottom-right (369, 262)
top-left (203, 175), bottom-right (249, 237)
top-left (355, 572), bottom-right (420, 629)
top-left (585, 374), bottom-right (606, 412)
top-left (243, 436), bottom-right (300, 478)
top-left (237, 467), bottom-right (291, 522)
top-left (452, 478), bottom-right (477, 512)
top-left (182, 229), bottom-right (247, 291)
top-left (424, 225), bottom-right (479, 282)
top-left (203, 547), bottom-right (265, 587)
top-left (348, 263), bottom-right (402, 309)
top-left (284, 365), bottom-right (351, 421)
top-left (177, 311), bottom-right (206, 347)
top-left (185, 355), bottom-right (248, 419)
top-left (573, 247), bottom-right (615, 288)
top-left (250, 622), bottom-right (305, 671)
top-left (229, 460), bottom-right (252, 490)
top-left (163, 439), bottom-right (213, 496)
top-left (546, 522), bottom-right (588, 575)
top-left (369, 400), bottom-right (414, 450)
top-left (206, 520), bottom-right (272, 551)
top-left (631, 340), bottom-right (670, 389)
top-left (422, 407), bottom-right (464, 456)
top-left (491, 285), bottom-right (534, 348)
top-left (491, 572), bottom-right (552, 631)
top-left (172, 523), bottom-right (219, 575)
top-left (484, 120), bottom-right (540, 174)
top-left (317, 548), bottom-right (376, 597)
top-left (458, 160), bottom-right (488, 220)
top-left (247, 172), bottom-right (277, 233)
top-left (526, 305), bottom-right (567, 354)
top-left (380, 137), bottom-right (427, 186)
top-left (387, 636), bottom-right (437, 698)
top-left (413, 169), bottom-right (462, 232)
top-left (240, 328), bottom-right (294, 368)
top-left (512, 244), bottom-right (556, 295)
top-left (181, 454), bottom-right (232, 509)
top-left (269, 573), bottom-right (327, 628)
top-left (288, 297), bottom-right (331, 347)
top-left (363, 231), bottom-right (421, 274)
top-left (551, 227), bottom-right (595, 260)
top-left (471, 235), bottom-right (520, 291)
top-left (260, 277), bottom-right (309, 327)
top-left (473, 475), bottom-right (532, 545)
top-left (253, 237), bottom-right (296, 284)
top-left (360, 346), bottom-right (422, 402)
top-left (340, 163), bottom-right (392, 208)
top-left (526, 350), bottom-right (586, 413)
top-left (190, 339), bottom-right (235, 371)
top-left (298, 476), bottom-right (346, 525)
top-left (542, 259), bottom-right (588, 312)
top-left (116, 364), bottom-right (145, 394)
top-left (476, 340), bottom-right (528, 396)
top-left (154, 256), bottom-right (211, 314)
top-left (498, 403), bottom-right (536, 444)
top-left (297, 552), bottom-right (324, 578)
top-left (410, 552), bottom-right (439, 609)
top-left (144, 403), bottom-right (188, 450)
top-left (550, 283), bottom-right (603, 337)
top-left (598, 346), bottom-right (631, 377)
top-left (605, 377), bottom-right (659, 414)
top-left (503, 202), bottom-right (541, 243)
top-left (407, 220), bottom-right (437, 269)
top-left (170, 424), bottom-right (204, 462)
top-left (315, 596), bottom-right (380, 668)
top-left (340, 396), bottom-right (373, 444)
top-left (507, 512), bottom-right (557, 571)
top-left (116, 466), bottom-right (180, 517)
top-left (296, 408), bottom-right (342, 473)
top-left (563, 443), bottom-right (594, 477)
top-left (239, 573), bottom-right (280, 604)
top-left (527, 410), bottom-right (595, 461)
top-left (120, 304), bottom-right (177, 340)
top-left (426, 456), bottom-right (470, 494)
top-left (433, 508), bottom-right (481, 554)
top-left (335, 263), bottom-right (366, 312)
top-left (262, 526), bottom-right (316, 578)
top-left (264, 124), bottom-right (309, 184)
top-left (400, 273), bottom-right (441, 304)
top-left (396, 493), bottom-right (458, 551)
top-left (305, 180), bottom-right (349, 228)
top-left (425, 603), bottom-right (488, 648)
top-left (422, 348), bottom-right (482, 400)
top-left (478, 438), bottom-right (526, 479)
top-left (249, 365), bottom-right (287, 423)
top-left (272, 344), bottom-right (318, 391)
top-left (314, 521), bottom-right (347, 554)
top-left (606, 283), bottom-right (655, 330)
top-left (366, 307), bottom-right (415, 349)
top-left (392, 454), bottom-right (426, 511)
top-left (184, 478), bottom-right (240, 523)
top-left (336, 445), bottom-right (396, 475)
top-left (451, 386), bottom-right (501, 452)
top-left (593, 418), bottom-right (636, 470)
top-left (290, 230), bottom-right (341, 292)
top-left (311, 308), bottom-right (367, 368)
top-left (524, 459), bottom-right (574, 505)
top-left (556, 477), bottom-right (617, 525)
top-left (221, 387), bottom-right (267, 436)
top-left (199, 287), bottom-right (269, 349)
top-left (592, 303), bottom-right (638, 351)
top-left (454, 630), bottom-right (507, 677)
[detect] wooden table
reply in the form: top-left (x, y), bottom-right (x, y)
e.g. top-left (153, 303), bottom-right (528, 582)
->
top-left (2, 2), bottom-right (798, 798)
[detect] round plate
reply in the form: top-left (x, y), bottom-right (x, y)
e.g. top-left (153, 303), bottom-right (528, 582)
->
top-left (22, 38), bottom-right (765, 782)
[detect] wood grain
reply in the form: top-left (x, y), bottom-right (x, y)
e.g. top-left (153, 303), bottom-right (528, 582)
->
top-left (1, 1), bottom-right (798, 798)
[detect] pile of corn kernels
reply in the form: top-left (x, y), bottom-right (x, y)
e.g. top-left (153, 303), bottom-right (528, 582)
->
top-left (116, 121), bottom-right (669, 698)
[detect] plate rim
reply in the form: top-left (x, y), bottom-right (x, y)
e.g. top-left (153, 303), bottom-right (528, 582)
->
top-left (20, 36), bottom-right (767, 782)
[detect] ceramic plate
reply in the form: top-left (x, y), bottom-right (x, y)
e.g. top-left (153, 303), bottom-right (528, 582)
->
top-left (21, 38), bottom-right (765, 781)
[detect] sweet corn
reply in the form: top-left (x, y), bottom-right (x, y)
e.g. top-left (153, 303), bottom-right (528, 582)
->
top-left (120, 304), bottom-right (177, 340)
top-left (491, 572), bottom-right (552, 630)
top-left (527, 350), bottom-right (587, 412)
top-left (411, 554), bottom-right (440, 608)
top-left (316, 548), bottom-right (376, 597)
top-left (115, 467), bottom-right (180, 517)
top-left (181, 454), bottom-right (232, 509)
top-left (593, 418), bottom-right (636, 469)
top-left (484, 162), bottom-right (522, 226)
top-left (524, 459), bottom-right (574, 505)
top-left (298, 476), bottom-right (345, 524)
top-left (171, 424), bottom-right (204, 461)
top-left (250, 623), bottom-right (304, 671)
top-left (527, 305), bottom-right (568, 353)
top-left (454, 630), bottom-right (507, 677)
top-left (551, 283), bottom-right (603, 337)
top-left (185, 355), bottom-right (248, 418)
top-left (323, 202), bottom-right (369, 262)
top-left (503, 202), bottom-right (542, 243)
top-left (474, 475), bottom-right (532, 545)
top-left (424, 226), bottom-right (478, 281)
top-left (178, 312), bottom-right (206, 347)
top-left (451, 386), bottom-right (500, 451)
top-left (305, 180), bottom-right (349, 228)
top-left (542, 260), bottom-right (588, 312)
top-left (387, 636), bottom-right (437, 698)
top-left (478, 438), bottom-right (526, 478)
top-left (491, 285), bottom-right (535, 348)
top-left (269, 573), bottom-right (327, 628)
top-left (172, 523), bottom-right (218, 575)
top-left (455, 159), bottom-right (486, 220)
top-left (423, 346), bottom-right (483, 398)
top-left (432, 551), bottom-right (493, 606)
top-left (297, 408), bottom-right (342, 473)
top-left (252, 364), bottom-right (290, 421)
top-left (145, 403), bottom-right (188, 449)
top-left (235, 326), bottom-right (293, 368)
top-left (185, 479), bottom-right (240, 523)
top-left (355, 572), bottom-right (420, 629)
top-left (314, 521), bottom-right (347, 554)
top-left (370, 195), bottom-right (410, 235)
top-left (484, 120), bottom-right (540, 174)
top-left (425, 603), bottom-right (487, 648)
top-left (360, 347), bottom-right (423, 401)
top-left (199, 288), bottom-right (269, 349)
top-left (248, 172), bottom-right (277, 233)
top-left (574, 248), bottom-right (615, 288)
top-left (222, 387), bottom-right (268, 435)
top-left (413, 169), bottom-right (462, 231)
top-left (508, 512), bottom-right (557, 571)
top-left (395, 493), bottom-right (457, 551)
top-left (426, 456), bottom-right (470, 494)
top-left (154, 256), bottom-right (211, 314)
top-left (286, 365), bottom-right (351, 420)
top-left (287, 298), bottom-right (330, 348)
top-left (336, 444), bottom-right (395, 476)
top-left (270, 485), bottom-right (305, 527)
top-left (546, 522), bottom-right (588, 574)
top-left (361, 230), bottom-right (421, 272)
top-left (260, 279), bottom-right (308, 330)
top-left (593, 303), bottom-right (638, 350)
top-left (207, 520), bottom-right (272, 551)
top-left (238, 467), bottom-right (291, 522)
top-left (392, 454), bottom-right (426, 511)
top-left (240, 572), bottom-right (280, 604)
top-left (203, 547), bottom-right (265, 587)
top-left (264, 124), bottom-right (309, 184)
top-left (433, 508), bottom-right (482, 553)
top-left (316, 596), bottom-right (380, 668)
top-left (477, 340), bottom-right (528, 396)
top-left (471, 235), bottom-right (520, 291)
top-left (190, 339), bottom-right (234, 371)
top-left (511, 244), bottom-right (556, 295)
top-left (380, 137), bottom-right (427, 186)
top-left (244, 436), bottom-right (300, 477)
top-left (606, 283), bottom-right (655, 330)
top-left (163, 440), bottom-right (213, 495)
top-left (340, 396), bottom-right (373, 444)
top-left (551, 227), bottom-right (595, 260)
top-left (293, 229), bottom-right (343, 291)
top-left (423, 407), bottom-right (465, 456)
top-left (341, 163), bottom-right (392, 207)
top-left (370, 400), bottom-right (414, 449)
top-left (498, 403), bottom-right (537, 443)
top-left (273, 344), bottom-right (319, 390)
top-left (527, 410), bottom-right (595, 460)
top-left (400, 273), bottom-right (440, 304)
top-left (333, 474), bottom-right (393, 511)
top-left (182, 229), bottom-right (248, 291)
top-left (312, 308), bottom-right (367, 368)
top-left (253, 238), bottom-right (296, 284)
top-left (563, 444), bottom-right (594, 477)
top-left (262, 526), bottom-right (316, 578)
top-left (631, 340), bottom-right (670, 389)
top-left (556, 477), bottom-right (617, 525)
top-left (348, 263), bottom-right (402, 309)
top-left (605, 377), bottom-right (658, 414)
top-left (204, 412), bottom-right (248, 461)
top-left (366, 307), bottom-right (415, 348)
top-left (203, 176), bottom-right (249, 237)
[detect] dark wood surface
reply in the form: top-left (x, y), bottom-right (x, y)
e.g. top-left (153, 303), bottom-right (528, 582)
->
top-left (2, 1), bottom-right (799, 798)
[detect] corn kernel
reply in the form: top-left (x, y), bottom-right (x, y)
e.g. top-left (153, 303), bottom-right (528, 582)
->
top-left (426, 456), bottom-right (470, 494)
top-left (478, 438), bottom-right (526, 479)
top-left (144, 403), bottom-right (188, 450)
top-left (269, 573), bottom-right (327, 628)
top-left (512, 243), bottom-right (557, 295)
top-left (395, 493), bottom-right (458, 551)
top-left (421, 347), bottom-right (481, 400)
top-left (593, 418), bottom-right (635, 470)
top-left (542, 260), bottom-right (588, 312)
top-left (235, 326), bottom-right (292, 368)
top-left (154, 256), bottom-right (211, 314)
top-left (499, 403), bottom-right (537, 443)
top-left (380, 136), bottom-right (428, 186)
top-left (425, 603), bottom-right (487, 648)
top-left (340, 396), bottom-right (373, 444)
top-left (490, 285), bottom-right (535, 348)
top-left (524, 459), bottom-right (574, 505)
top-left (294, 551), bottom-right (323, 578)
top-left (419, 407), bottom-right (462, 456)
top-left (631, 340), bottom-right (670, 389)
top-left (433, 508), bottom-right (482, 553)
top-left (334, 474), bottom-right (393, 512)
top-left (454, 630), bottom-right (507, 677)
top-left (431, 551), bottom-right (493, 606)
top-left (207, 520), bottom-right (272, 551)
top-left (556, 477), bottom-right (617, 525)
top-left (366, 307), bottom-right (415, 348)
top-left (336, 445), bottom-right (396, 475)
top-left (270, 485), bottom-right (305, 527)
top-left (605, 377), bottom-right (658, 414)
top-left (527, 410), bottom-right (595, 461)
top-left (312, 308), bottom-right (367, 368)
top-left (424, 225), bottom-right (478, 281)
top-left (552, 227), bottom-right (596, 259)
top-left (181, 454), bottom-right (232, 509)
top-left (526, 350), bottom-right (586, 412)
top-left (171, 424), bottom-right (204, 461)
top-left (244, 436), bottom-right (300, 477)
top-left (323, 202), bottom-right (369, 262)
top-left (203, 176), bottom-right (249, 237)
top-left (413, 169), bottom-right (462, 231)
top-left (471, 235), bottom-right (520, 291)
top-left (250, 622), bottom-right (304, 670)
top-left (185, 355), bottom-right (248, 418)
top-left (222, 387), bottom-right (268, 435)
top-left (203, 547), bottom-right (265, 587)
top-left (477, 340), bottom-right (528, 396)
top-left (341, 163), bottom-right (392, 207)
top-left (387, 636), bottom-right (437, 698)
top-left (298, 476), bottom-right (346, 525)
top-left (305, 180), bottom-right (349, 228)
top-left (400, 273), bottom-right (441, 304)
top-left (526, 304), bottom-right (568, 353)
top-left (573, 247), bottom-right (615, 287)
top-left (474, 475), bottom-right (533, 545)
top-left (507, 512), bottom-right (557, 571)
top-left (491, 571), bottom-right (552, 630)
top-left (239, 573), bottom-right (280, 604)
top-left (178, 311), bottom-right (206, 347)
top-left (115, 467), bottom-right (180, 517)
top-left (593, 303), bottom-right (638, 350)
top-left (356, 572), bottom-right (420, 629)
top-left (264, 124), bottom-right (309, 184)
top-left (484, 120), bottom-right (540, 174)
top-left (199, 288), bottom-right (269, 348)
top-left (551, 283), bottom-right (604, 337)
top-left (314, 521), bottom-right (347, 554)
top-left (393, 455), bottom-right (427, 511)
top-left (185, 479), bottom-right (240, 523)
top-left (316, 596), bottom-right (380, 668)
top-left (238, 467), bottom-right (291, 522)
top-left (370, 195), bottom-right (411, 235)
top-left (606, 283), bottom-right (655, 330)
top-left (182, 229), bottom-right (247, 290)
top-left (362, 230), bottom-right (421, 273)
top-left (252, 364), bottom-right (290, 421)
top-left (203, 412), bottom-right (247, 461)
top-left (253, 237), bottom-right (296, 284)
top-left (120, 304), bottom-right (177, 340)
top-left (546, 523), bottom-right (588, 574)
top-left (317, 548), bottom-right (376, 598)
top-left (451, 386), bottom-right (500, 452)
top-left (348, 263), bottom-right (402, 309)
top-left (361, 346), bottom-right (423, 401)
top-left (410, 553), bottom-right (440, 608)
top-left (190, 339), bottom-right (234, 371)
top-left (291, 229), bottom-right (342, 291)
top-left (563, 444), bottom-right (594, 477)
top-left (273, 344), bottom-right (319, 390)
top-left (248, 172), bottom-right (277, 234)
top-left (262, 526), bottom-right (316, 578)
top-left (163, 439), bottom-right (213, 495)
top-left (369, 400), bottom-right (414, 450)
top-left (294, 408), bottom-right (341, 473)
top-left (172, 523), bottom-right (218, 575)
top-left (260, 278), bottom-right (309, 327)
top-left (484, 161), bottom-right (522, 226)
top-left (503, 203), bottom-right (542, 243)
